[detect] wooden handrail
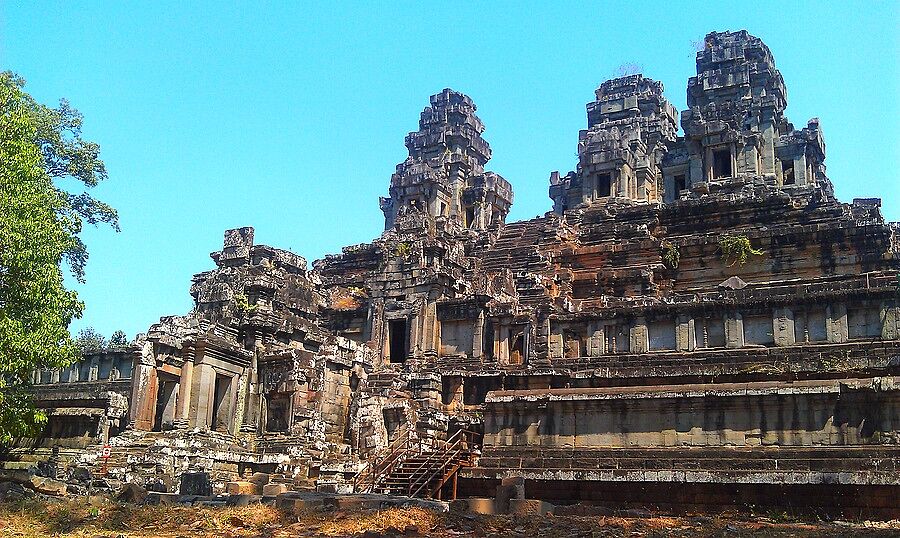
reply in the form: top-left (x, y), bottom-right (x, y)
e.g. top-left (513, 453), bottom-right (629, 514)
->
top-left (353, 424), bottom-right (417, 493)
top-left (407, 429), bottom-right (477, 497)
top-left (358, 427), bottom-right (478, 498)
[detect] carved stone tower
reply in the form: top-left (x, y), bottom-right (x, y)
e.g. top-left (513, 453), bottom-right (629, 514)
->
top-left (380, 89), bottom-right (513, 231)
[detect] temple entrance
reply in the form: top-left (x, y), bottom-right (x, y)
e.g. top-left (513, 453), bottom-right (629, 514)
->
top-left (152, 374), bottom-right (178, 432)
top-left (211, 373), bottom-right (233, 432)
top-left (388, 319), bottom-right (408, 363)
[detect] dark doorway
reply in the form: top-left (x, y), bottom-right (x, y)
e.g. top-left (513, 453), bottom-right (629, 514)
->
top-left (782, 160), bottom-right (795, 185)
top-left (713, 148), bottom-right (732, 178)
top-left (509, 328), bottom-right (525, 365)
top-left (153, 376), bottom-right (178, 432)
top-left (597, 173), bottom-right (612, 197)
top-left (389, 319), bottom-right (408, 363)
top-left (211, 373), bottom-right (232, 432)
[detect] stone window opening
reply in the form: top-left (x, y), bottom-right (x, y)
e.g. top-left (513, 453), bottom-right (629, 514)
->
top-left (694, 316), bottom-right (726, 349)
top-left (265, 394), bottom-right (291, 433)
top-left (440, 319), bottom-right (473, 357)
top-left (603, 324), bottom-right (629, 354)
top-left (463, 376), bottom-right (500, 405)
top-left (648, 319), bottom-right (676, 351)
top-left (509, 329), bottom-right (525, 365)
top-left (439, 201), bottom-right (447, 216)
top-left (674, 174), bottom-right (687, 195)
top-left (464, 206), bottom-right (476, 228)
top-left (383, 408), bottom-right (405, 443)
top-left (848, 305), bottom-right (883, 340)
top-left (712, 148), bottom-right (732, 179)
top-left (441, 376), bottom-right (463, 405)
top-left (597, 173), bottom-right (612, 198)
top-left (743, 313), bottom-right (775, 346)
top-left (782, 159), bottom-right (795, 185)
top-left (387, 318), bottom-right (408, 363)
top-left (794, 307), bottom-right (827, 343)
top-left (562, 329), bottom-right (581, 358)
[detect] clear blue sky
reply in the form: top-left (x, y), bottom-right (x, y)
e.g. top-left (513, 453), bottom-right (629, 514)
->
top-left (2, 1), bottom-right (898, 340)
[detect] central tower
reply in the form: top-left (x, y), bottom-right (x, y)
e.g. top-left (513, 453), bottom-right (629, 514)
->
top-left (380, 89), bottom-right (513, 231)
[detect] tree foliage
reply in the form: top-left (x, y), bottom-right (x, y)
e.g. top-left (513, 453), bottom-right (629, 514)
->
top-left (108, 330), bottom-right (128, 348)
top-left (74, 327), bottom-right (107, 352)
top-left (719, 234), bottom-right (765, 267)
top-left (0, 72), bottom-right (117, 443)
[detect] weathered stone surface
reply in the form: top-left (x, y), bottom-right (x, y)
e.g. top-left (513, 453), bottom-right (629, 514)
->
top-left (29, 476), bottom-right (67, 496)
top-left (115, 482), bottom-right (148, 504)
top-left (508, 498), bottom-right (555, 516)
top-left (225, 481), bottom-right (258, 495)
top-left (14, 28), bottom-right (899, 517)
top-left (179, 472), bottom-right (212, 496)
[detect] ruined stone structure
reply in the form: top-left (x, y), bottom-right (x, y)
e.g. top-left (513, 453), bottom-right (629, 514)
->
top-left (17, 31), bottom-right (900, 517)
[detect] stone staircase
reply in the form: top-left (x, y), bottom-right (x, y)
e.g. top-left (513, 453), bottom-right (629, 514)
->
top-left (354, 428), bottom-right (476, 499)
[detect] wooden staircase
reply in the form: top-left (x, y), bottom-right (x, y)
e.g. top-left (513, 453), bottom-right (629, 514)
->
top-left (354, 428), bottom-right (476, 499)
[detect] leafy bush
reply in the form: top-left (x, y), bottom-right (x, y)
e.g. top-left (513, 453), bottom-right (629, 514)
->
top-left (718, 234), bottom-right (764, 267)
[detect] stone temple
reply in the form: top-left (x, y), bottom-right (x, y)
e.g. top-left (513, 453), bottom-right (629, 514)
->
top-left (15, 31), bottom-right (900, 517)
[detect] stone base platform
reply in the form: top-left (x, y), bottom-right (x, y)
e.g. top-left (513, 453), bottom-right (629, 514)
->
top-left (459, 446), bottom-right (900, 519)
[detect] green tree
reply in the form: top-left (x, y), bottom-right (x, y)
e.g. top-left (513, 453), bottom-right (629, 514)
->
top-left (74, 327), bottom-right (106, 353)
top-left (0, 72), bottom-right (117, 443)
top-left (108, 330), bottom-right (128, 348)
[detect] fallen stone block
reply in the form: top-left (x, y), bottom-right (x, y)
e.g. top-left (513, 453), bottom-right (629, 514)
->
top-left (262, 483), bottom-right (288, 496)
top-left (225, 494), bottom-right (262, 507)
top-left (324, 495), bottom-right (384, 511)
top-left (115, 482), bottom-right (148, 504)
top-left (146, 492), bottom-right (180, 505)
top-left (0, 481), bottom-right (30, 501)
top-left (226, 481), bottom-right (259, 495)
top-left (29, 476), bottom-right (67, 496)
top-left (452, 497), bottom-right (496, 515)
top-left (508, 499), bottom-right (555, 516)
top-left (247, 472), bottom-right (270, 487)
top-left (69, 466), bottom-right (92, 483)
top-left (495, 478), bottom-right (525, 515)
top-left (275, 492), bottom-right (327, 513)
top-left (179, 472), bottom-right (212, 496)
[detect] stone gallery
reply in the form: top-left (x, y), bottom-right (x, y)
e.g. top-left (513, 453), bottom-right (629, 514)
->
top-left (16, 31), bottom-right (900, 516)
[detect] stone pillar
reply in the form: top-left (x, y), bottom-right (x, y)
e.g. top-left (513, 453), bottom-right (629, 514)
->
top-left (191, 363), bottom-right (216, 429)
top-left (499, 326), bottom-right (510, 363)
top-left (617, 170), bottom-right (628, 197)
top-left (676, 315), bottom-right (695, 351)
top-left (773, 307), bottom-right (795, 347)
top-left (131, 363), bottom-right (157, 431)
top-left (89, 356), bottom-right (100, 381)
top-left (630, 317), bottom-right (648, 353)
top-left (827, 303), bottom-right (848, 343)
top-left (589, 322), bottom-right (603, 357)
top-left (241, 336), bottom-right (262, 433)
top-left (760, 116), bottom-right (777, 176)
top-left (174, 353), bottom-right (194, 429)
top-left (688, 140), bottom-right (704, 184)
top-left (795, 155), bottom-right (809, 186)
top-left (472, 312), bottom-right (485, 358)
top-left (725, 311), bottom-right (744, 348)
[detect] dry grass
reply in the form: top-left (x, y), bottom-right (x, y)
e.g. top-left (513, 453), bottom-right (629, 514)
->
top-left (0, 498), bottom-right (291, 537)
top-left (316, 507), bottom-right (438, 536)
top-left (1, 498), bottom-right (898, 538)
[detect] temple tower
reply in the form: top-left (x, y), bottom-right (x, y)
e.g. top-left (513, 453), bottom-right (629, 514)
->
top-left (380, 89), bottom-right (513, 231)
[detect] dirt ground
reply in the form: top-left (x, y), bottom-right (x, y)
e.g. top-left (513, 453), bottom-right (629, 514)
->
top-left (0, 499), bottom-right (898, 537)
